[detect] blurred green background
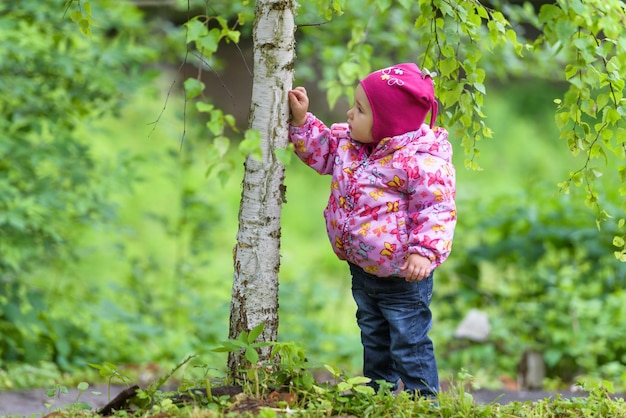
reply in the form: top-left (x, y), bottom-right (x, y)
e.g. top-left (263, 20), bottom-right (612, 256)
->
top-left (1, 0), bottom-right (624, 390)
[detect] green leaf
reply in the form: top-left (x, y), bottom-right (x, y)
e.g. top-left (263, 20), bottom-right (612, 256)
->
top-left (211, 346), bottom-right (235, 353)
top-left (439, 57), bottom-right (458, 77)
top-left (337, 61), bottom-right (361, 85)
top-left (555, 19), bottom-right (576, 43)
top-left (207, 116), bottom-right (224, 136)
top-left (226, 30), bottom-right (240, 43)
top-left (245, 347), bottom-right (259, 364)
top-left (440, 83), bottom-right (463, 106)
top-left (224, 339), bottom-right (248, 349)
top-left (324, 364), bottom-right (342, 378)
top-left (567, 0), bottom-right (585, 16)
top-left (473, 82), bottom-right (486, 94)
top-left (332, 0), bottom-right (344, 15)
top-left (196, 102), bottom-right (214, 113)
top-left (327, 83), bottom-right (343, 110)
top-left (70, 10), bottom-right (82, 23)
top-left (239, 129), bottom-right (262, 160)
top-left (224, 114), bottom-right (236, 128)
top-left (564, 64), bottom-right (578, 80)
top-left (602, 380), bottom-right (615, 394)
top-left (205, 160), bottom-right (234, 184)
top-left (617, 127), bottom-right (626, 144)
top-left (197, 29), bottom-right (221, 55)
top-left (353, 385), bottom-right (375, 395)
top-left (183, 78), bottom-right (205, 100)
top-left (184, 19), bottom-right (208, 44)
top-left (606, 107), bottom-right (621, 124)
top-left (347, 376), bottom-right (371, 385)
top-left (274, 145), bottom-right (294, 165)
top-left (540, 3), bottom-right (564, 23)
top-left (78, 19), bottom-right (91, 37)
top-left (375, 0), bottom-right (391, 12)
top-left (211, 136), bottom-right (230, 158)
top-left (247, 322), bottom-right (264, 344)
top-left (336, 382), bottom-right (351, 391)
top-left (302, 371), bottom-right (315, 389)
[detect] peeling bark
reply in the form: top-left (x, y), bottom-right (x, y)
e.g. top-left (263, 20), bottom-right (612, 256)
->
top-left (228, 0), bottom-right (297, 377)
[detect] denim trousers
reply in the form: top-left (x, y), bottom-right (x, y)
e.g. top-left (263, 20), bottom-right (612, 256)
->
top-left (349, 262), bottom-right (439, 397)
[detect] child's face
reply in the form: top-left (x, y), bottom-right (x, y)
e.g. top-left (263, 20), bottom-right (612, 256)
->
top-left (347, 84), bottom-right (374, 144)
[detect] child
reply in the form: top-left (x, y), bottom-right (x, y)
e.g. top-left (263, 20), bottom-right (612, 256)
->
top-left (288, 63), bottom-right (456, 398)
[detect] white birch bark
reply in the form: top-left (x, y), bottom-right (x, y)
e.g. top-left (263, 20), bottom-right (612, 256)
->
top-left (228, 0), bottom-right (297, 375)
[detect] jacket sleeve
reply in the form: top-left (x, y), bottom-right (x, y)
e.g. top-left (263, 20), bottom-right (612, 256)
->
top-left (406, 153), bottom-right (457, 269)
top-left (288, 112), bottom-right (344, 176)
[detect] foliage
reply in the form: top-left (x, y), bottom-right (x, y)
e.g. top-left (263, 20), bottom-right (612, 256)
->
top-left (36, 347), bottom-right (626, 417)
top-left (45, 381), bottom-right (93, 413)
top-left (0, 0), bottom-right (143, 276)
top-left (0, 77), bottom-right (240, 383)
top-left (88, 362), bottom-right (131, 401)
top-left (436, 185), bottom-right (626, 383)
top-left (0, 0), bottom-right (156, 368)
top-left (504, 0), bottom-right (626, 258)
top-left (212, 323), bottom-right (270, 368)
top-left (291, 0), bottom-right (626, 255)
top-left (172, 2), bottom-right (257, 183)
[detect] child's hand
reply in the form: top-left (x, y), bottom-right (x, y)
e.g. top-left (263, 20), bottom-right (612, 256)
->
top-left (401, 254), bottom-right (432, 282)
top-left (288, 87), bottom-right (309, 127)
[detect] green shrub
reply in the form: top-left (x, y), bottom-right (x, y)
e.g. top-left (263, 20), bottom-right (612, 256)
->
top-left (0, 0), bottom-right (155, 367)
top-left (437, 184), bottom-right (626, 383)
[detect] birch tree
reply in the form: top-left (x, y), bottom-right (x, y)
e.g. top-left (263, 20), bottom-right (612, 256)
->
top-left (227, 0), bottom-right (297, 375)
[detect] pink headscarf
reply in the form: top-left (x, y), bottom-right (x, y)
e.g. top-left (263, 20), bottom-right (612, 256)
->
top-left (360, 63), bottom-right (438, 142)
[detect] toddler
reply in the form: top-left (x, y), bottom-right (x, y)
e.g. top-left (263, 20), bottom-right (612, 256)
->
top-left (288, 63), bottom-right (456, 398)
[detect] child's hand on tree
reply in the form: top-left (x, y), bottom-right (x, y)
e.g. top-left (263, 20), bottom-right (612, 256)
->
top-left (288, 87), bottom-right (309, 127)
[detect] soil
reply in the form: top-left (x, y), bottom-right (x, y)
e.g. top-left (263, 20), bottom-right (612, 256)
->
top-left (0, 384), bottom-right (599, 417)
top-left (0, 384), bottom-right (123, 417)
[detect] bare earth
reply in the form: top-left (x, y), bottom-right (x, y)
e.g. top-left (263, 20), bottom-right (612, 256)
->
top-left (0, 385), bottom-right (124, 417)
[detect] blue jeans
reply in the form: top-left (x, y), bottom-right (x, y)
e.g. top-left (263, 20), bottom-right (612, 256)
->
top-left (349, 263), bottom-right (439, 397)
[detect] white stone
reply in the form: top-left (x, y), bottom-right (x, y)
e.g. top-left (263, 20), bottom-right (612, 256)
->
top-left (454, 309), bottom-right (491, 342)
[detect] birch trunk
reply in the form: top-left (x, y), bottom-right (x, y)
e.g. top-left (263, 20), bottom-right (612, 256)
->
top-left (228, 0), bottom-right (297, 376)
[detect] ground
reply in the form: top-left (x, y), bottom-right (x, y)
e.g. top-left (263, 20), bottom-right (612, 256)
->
top-left (0, 384), bottom-right (597, 416)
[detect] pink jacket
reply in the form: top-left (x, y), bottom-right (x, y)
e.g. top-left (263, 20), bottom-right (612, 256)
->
top-left (289, 113), bottom-right (456, 278)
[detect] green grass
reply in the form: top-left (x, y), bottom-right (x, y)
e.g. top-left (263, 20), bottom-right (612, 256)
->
top-left (30, 359), bottom-right (626, 417)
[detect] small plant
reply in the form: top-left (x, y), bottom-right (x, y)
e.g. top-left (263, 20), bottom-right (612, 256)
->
top-left (88, 362), bottom-right (131, 402)
top-left (45, 381), bottom-right (94, 412)
top-left (269, 341), bottom-right (317, 392)
top-left (212, 323), bottom-right (272, 397)
top-left (135, 354), bottom-right (197, 408)
top-left (212, 323), bottom-right (270, 366)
